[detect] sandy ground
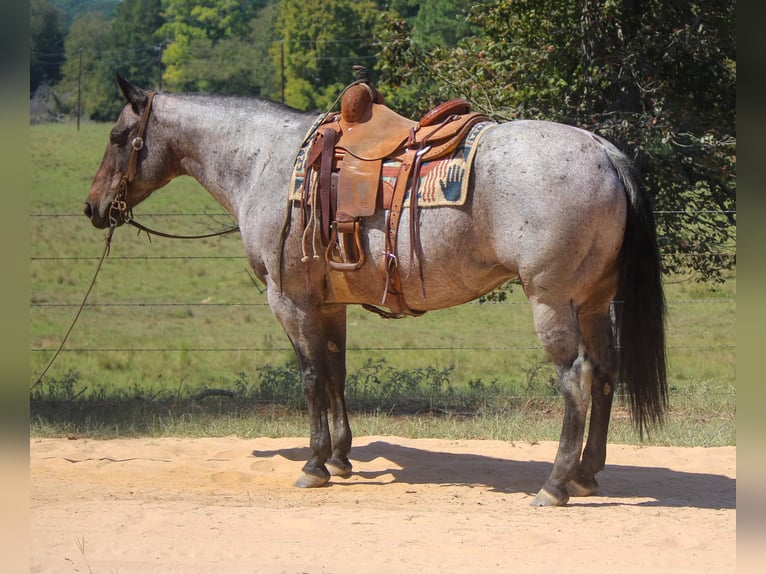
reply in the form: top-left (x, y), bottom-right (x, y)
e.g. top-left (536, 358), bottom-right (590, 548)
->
top-left (29, 436), bottom-right (735, 573)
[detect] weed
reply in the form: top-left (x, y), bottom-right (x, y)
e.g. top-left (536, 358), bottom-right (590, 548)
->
top-left (75, 536), bottom-right (93, 574)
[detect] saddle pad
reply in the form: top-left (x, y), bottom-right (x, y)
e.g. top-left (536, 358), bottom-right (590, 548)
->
top-left (289, 120), bottom-right (495, 207)
top-left (384, 120), bottom-right (494, 207)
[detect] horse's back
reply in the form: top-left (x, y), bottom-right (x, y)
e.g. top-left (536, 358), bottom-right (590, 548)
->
top-left (474, 119), bottom-right (626, 212)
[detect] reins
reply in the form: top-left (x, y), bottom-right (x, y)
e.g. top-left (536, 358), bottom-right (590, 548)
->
top-left (126, 218), bottom-right (240, 240)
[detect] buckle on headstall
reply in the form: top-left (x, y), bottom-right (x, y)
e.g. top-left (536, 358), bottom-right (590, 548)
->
top-left (326, 219), bottom-right (365, 271)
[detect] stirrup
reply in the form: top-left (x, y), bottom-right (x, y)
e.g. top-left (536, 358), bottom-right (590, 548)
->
top-left (326, 220), bottom-right (365, 271)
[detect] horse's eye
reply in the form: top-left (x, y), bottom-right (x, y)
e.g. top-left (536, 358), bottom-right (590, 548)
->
top-left (109, 126), bottom-right (130, 146)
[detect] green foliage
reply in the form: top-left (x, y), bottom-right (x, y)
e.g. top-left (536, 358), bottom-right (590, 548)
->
top-left (250, 364), bottom-right (304, 409)
top-left (31, 0), bottom-right (68, 92)
top-left (409, 0), bottom-right (480, 49)
top-left (56, 11), bottom-right (122, 120)
top-left (160, 0), bottom-right (256, 42)
top-left (31, 369), bottom-right (84, 402)
top-left (373, 11), bottom-right (427, 116)
top-left (273, 0), bottom-right (381, 110)
top-left (377, 0), bottom-right (480, 49)
top-left (111, 0), bottom-right (165, 91)
top-left (245, 3), bottom-right (282, 98)
top-left (346, 358), bottom-right (455, 411)
top-left (158, 0), bottom-right (260, 91)
top-left (30, 359), bottom-right (735, 446)
top-left (375, 0), bottom-right (736, 282)
top-left (53, 0), bottom-right (165, 120)
top-left (173, 36), bottom-right (263, 95)
top-left (52, 0), bottom-right (281, 117)
top-left (51, 0), bottom-right (120, 25)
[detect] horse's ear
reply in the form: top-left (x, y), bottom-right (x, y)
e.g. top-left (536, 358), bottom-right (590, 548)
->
top-left (115, 73), bottom-right (148, 114)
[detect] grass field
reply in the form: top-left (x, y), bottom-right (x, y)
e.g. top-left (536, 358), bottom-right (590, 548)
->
top-left (29, 121), bottom-right (736, 446)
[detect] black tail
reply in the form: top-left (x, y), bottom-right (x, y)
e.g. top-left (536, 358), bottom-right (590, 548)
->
top-left (605, 146), bottom-right (668, 435)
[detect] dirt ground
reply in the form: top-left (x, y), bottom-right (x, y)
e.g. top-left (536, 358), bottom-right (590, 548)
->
top-left (29, 436), bottom-right (736, 573)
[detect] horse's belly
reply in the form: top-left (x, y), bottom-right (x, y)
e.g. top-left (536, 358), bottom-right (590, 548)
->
top-left (325, 251), bottom-right (514, 311)
top-left (316, 195), bottom-right (520, 310)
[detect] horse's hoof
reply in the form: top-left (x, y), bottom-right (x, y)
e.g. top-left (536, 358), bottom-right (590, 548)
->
top-left (530, 487), bottom-right (569, 507)
top-left (568, 476), bottom-right (598, 497)
top-left (326, 457), bottom-right (353, 478)
top-left (295, 470), bottom-right (331, 488)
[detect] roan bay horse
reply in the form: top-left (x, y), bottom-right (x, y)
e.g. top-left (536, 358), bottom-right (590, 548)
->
top-left (84, 75), bottom-right (666, 506)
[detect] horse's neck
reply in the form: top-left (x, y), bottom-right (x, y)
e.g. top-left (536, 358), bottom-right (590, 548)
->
top-left (164, 95), bottom-right (314, 219)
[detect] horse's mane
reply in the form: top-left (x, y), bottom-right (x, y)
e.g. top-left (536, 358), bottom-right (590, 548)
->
top-left (170, 91), bottom-right (314, 118)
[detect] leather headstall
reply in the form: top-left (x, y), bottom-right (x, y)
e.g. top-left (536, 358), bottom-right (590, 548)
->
top-left (109, 90), bottom-right (157, 228)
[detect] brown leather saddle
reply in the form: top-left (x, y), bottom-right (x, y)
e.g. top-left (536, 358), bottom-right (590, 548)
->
top-left (299, 67), bottom-right (491, 316)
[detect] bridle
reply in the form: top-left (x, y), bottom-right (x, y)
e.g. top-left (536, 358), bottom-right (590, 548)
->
top-left (108, 90), bottom-right (239, 240)
top-left (109, 90), bottom-right (156, 228)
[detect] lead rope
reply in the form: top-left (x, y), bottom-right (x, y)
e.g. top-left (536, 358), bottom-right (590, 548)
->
top-left (30, 227), bottom-right (115, 390)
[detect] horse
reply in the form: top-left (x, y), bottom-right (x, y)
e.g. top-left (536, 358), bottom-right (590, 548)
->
top-left (84, 75), bottom-right (667, 506)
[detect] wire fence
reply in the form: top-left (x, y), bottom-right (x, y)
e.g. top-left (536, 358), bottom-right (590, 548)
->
top-left (29, 210), bottom-right (736, 395)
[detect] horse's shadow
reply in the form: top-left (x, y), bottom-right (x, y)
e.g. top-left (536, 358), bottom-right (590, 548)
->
top-left (251, 440), bottom-right (735, 510)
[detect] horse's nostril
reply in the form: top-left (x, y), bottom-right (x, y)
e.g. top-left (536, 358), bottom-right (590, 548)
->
top-left (83, 202), bottom-right (93, 219)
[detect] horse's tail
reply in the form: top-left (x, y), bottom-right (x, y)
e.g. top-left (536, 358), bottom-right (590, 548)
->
top-left (603, 143), bottom-right (668, 435)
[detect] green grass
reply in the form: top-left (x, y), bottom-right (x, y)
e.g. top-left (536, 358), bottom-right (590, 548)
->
top-left (29, 121), bottom-right (736, 446)
top-left (29, 364), bottom-right (734, 446)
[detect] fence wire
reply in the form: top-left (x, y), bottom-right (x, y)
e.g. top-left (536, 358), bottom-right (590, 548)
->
top-left (29, 212), bottom-right (736, 364)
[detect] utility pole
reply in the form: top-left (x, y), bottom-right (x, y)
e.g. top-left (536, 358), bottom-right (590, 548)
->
top-left (76, 51), bottom-right (82, 131)
top-left (280, 39), bottom-right (285, 104)
top-left (157, 43), bottom-right (164, 91)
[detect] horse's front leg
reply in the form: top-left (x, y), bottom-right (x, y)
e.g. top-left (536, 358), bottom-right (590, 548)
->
top-left (528, 301), bottom-right (592, 507)
top-left (269, 293), bottom-right (350, 487)
top-left (292, 348), bottom-right (334, 488)
top-left (324, 307), bottom-right (353, 478)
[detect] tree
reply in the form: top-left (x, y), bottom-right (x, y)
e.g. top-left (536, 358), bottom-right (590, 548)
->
top-left (161, 1), bottom-right (279, 96)
top-left (49, 0), bottom-right (120, 26)
top-left (53, 0), bottom-right (166, 120)
top-left (381, 0), bottom-right (480, 47)
top-left (273, 0), bottom-right (381, 111)
top-left (30, 0), bottom-right (67, 92)
top-left (57, 11), bottom-right (120, 120)
top-left (157, 0), bottom-right (260, 92)
top-left (376, 0), bottom-right (736, 282)
top-left (409, 0), bottom-right (479, 49)
top-left (247, 2), bottom-right (281, 98)
top-left (110, 0), bottom-right (165, 91)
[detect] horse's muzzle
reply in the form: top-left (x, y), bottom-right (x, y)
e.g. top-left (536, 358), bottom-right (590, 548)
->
top-left (83, 201), bottom-right (110, 229)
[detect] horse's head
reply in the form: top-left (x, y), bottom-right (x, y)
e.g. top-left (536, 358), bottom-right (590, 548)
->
top-left (84, 75), bottom-right (171, 229)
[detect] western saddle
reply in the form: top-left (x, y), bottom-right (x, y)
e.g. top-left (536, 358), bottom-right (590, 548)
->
top-left (297, 66), bottom-right (491, 317)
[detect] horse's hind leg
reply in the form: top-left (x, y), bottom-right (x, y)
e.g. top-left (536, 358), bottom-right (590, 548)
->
top-left (528, 300), bottom-right (593, 507)
top-left (569, 310), bottom-right (619, 496)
